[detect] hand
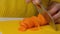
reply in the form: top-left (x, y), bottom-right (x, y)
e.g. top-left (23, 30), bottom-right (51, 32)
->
top-left (48, 2), bottom-right (60, 23)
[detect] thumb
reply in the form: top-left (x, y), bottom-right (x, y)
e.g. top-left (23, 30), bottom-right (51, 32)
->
top-left (48, 4), bottom-right (59, 15)
top-left (32, 0), bottom-right (41, 5)
top-left (53, 11), bottom-right (60, 20)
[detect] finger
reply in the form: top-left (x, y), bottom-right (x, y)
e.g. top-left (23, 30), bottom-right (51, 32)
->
top-left (49, 4), bottom-right (59, 15)
top-left (32, 0), bottom-right (41, 5)
top-left (53, 11), bottom-right (60, 20)
top-left (55, 18), bottom-right (60, 24)
top-left (48, 2), bottom-right (57, 10)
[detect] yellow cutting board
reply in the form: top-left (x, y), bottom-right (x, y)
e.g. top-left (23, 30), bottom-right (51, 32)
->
top-left (0, 20), bottom-right (60, 34)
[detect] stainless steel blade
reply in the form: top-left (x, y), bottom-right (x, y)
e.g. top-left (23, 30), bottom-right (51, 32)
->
top-left (32, 3), bottom-right (57, 30)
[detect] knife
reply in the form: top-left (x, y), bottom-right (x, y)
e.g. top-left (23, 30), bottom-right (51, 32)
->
top-left (32, 3), bottom-right (57, 30)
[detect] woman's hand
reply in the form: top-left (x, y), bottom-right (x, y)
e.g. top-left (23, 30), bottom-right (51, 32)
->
top-left (26, 0), bottom-right (60, 23)
top-left (48, 2), bottom-right (60, 23)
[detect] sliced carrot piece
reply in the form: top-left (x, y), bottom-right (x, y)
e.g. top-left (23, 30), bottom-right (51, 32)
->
top-left (19, 25), bottom-right (27, 32)
top-left (30, 16), bottom-right (40, 27)
top-left (37, 14), bottom-right (47, 25)
top-left (29, 16), bottom-right (40, 31)
top-left (19, 20), bottom-right (28, 31)
top-left (23, 18), bottom-right (34, 28)
top-left (19, 18), bottom-right (35, 31)
top-left (19, 14), bottom-right (48, 31)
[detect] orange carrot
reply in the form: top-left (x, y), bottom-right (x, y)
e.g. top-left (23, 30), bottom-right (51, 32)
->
top-left (30, 16), bottom-right (40, 27)
top-left (23, 18), bottom-right (34, 28)
top-left (19, 18), bottom-right (34, 31)
top-left (19, 14), bottom-right (48, 31)
top-left (19, 20), bottom-right (28, 31)
top-left (37, 14), bottom-right (47, 25)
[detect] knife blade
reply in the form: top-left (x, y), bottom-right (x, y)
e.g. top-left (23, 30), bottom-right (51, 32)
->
top-left (32, 3), bottom-right (57, 30)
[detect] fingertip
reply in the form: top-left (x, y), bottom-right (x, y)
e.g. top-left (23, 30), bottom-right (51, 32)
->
top-left (53, 11), bottom-right (60, 20)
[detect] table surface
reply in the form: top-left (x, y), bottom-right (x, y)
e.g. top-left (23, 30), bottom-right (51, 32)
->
top-left (0, 20), bottom-right (60, 34)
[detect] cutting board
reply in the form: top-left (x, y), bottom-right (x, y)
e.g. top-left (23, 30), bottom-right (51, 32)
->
top-left (0, 20), bottom-right (60, 34)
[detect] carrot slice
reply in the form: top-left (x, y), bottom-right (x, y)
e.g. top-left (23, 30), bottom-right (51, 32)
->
top-left (19, 25), bottom-right (27, 32)
top-left (19, 14), bottom-right (48, 31)
top-left (23, 18), bottom-right (34, 28)
top-left (19, 18), bottom-right (35, 31)
top-left (37, 14), bottom-right (47, 25)
top-left (19, 20), bottom-right (28, 31)
top-left (30, 16), bottom-right (40, 27)
top-left (29, 16), bottom-right (40, 31)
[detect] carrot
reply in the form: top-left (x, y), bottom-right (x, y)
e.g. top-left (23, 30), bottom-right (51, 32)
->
top-left (23, 18), bottom-right (34, 28)
top-left (19, 20), bottom-right (28, 31)
top-left (30, 16), bottom-right (40, 27)
top-left (19, 18), bottom-right (34, 31)
top-left (19, 25), bottom-right (27, 32)
top-left (28, 16), bottom-right (40, 31)
top-left (19, 14), bottom-right (48, 31)
top-left (37, 14), bottom-right (47, 25)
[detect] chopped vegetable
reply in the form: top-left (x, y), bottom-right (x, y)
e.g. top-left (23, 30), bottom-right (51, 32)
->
top-left (37, 14), bottom-right (48, 25)
top-left (19, 14), bottom-right (48, 31)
